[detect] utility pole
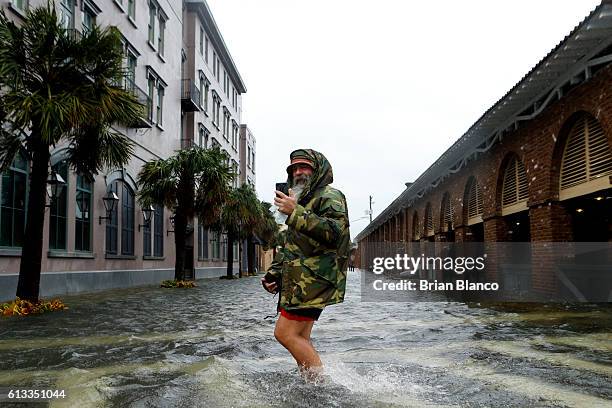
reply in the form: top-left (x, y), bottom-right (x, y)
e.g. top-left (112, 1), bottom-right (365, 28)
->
top-left (369, 195), bottom-right (373, 223)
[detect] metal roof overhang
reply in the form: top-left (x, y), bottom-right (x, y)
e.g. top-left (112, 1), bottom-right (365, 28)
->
top-left (356, 0), bottom-right (612, 242)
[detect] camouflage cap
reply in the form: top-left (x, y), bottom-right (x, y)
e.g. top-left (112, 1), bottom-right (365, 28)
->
top-left (286, 149), bottom-right (316, 174)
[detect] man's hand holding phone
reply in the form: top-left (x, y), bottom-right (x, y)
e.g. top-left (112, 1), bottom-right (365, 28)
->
top-left (274, 189), bottom-right (297, 215)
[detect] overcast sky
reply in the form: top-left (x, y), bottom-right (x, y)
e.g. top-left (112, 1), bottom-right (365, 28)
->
top-left (206, 0), bottom-right (601, 238)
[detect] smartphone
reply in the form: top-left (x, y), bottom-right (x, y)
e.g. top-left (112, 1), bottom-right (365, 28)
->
top-left (275, 182), bottom-right (288, 196)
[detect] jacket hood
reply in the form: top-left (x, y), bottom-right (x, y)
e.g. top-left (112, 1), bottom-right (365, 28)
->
top-left (286, 149), bottom-right (333, 204)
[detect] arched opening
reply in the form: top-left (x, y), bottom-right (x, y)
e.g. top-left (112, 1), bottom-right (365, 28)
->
top-left (500, 154), bottom-right (531, 242)
top-left (412, 211), bottom-right (420, 242)
top-left (424, 202), bottom-right (434, 242)
top-left (464, 177), bottom-right (484, 241)
top-left (440, 192), bottom-right (455, 242)
top-left (558, 113), bottom-right (612, 241)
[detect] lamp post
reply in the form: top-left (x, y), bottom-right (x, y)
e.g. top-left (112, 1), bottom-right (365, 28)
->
top-left (98, 190), bottom-right (119, 224)
top-left (138, 205), bottom-right (155, 231)
top-left (45, 169), bottom-right (66, 207)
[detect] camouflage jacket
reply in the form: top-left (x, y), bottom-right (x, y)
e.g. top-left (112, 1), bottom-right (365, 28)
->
top-left (265, 149), bottom-right (350, 311)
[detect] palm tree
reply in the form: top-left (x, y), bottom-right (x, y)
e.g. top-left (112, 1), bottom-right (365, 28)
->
top-left (218, 184), bottom-right (262, 278)
top-left (137, 146), bottom-right (233, 281)
top-left (0, 5), bottom-right (143, 302)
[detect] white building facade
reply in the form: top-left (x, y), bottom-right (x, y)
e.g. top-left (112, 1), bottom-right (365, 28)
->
top-left (0, 0), bottom-right (249, 300)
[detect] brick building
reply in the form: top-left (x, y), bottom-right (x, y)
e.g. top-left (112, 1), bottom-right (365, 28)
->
top-left (355, 1), bottom-right (612, 295)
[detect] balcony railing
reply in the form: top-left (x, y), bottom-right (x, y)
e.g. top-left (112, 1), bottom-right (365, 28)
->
top-left (181, 79), bottom-right (201, 112)
top-left (120, 76), bottom-right (153, 128)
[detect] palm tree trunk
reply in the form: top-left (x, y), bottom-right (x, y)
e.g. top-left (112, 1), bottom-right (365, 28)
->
top-left (226, 232), bottom-right (234, 278)
top-left (247, 236), bottom-right (255, 275)
top-left (174, 172), bottom-right (193, 281)
top-left (174, 214), bottom-right (186, 281)
top-left (16, 139), bottom-right (50, 302)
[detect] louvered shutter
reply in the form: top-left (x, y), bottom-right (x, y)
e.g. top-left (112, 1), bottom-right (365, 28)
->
top-left (467, 179), bottom-right (483, 225)
top-left (560, 115), bottom-right (612, 200)
top-left (442, 193), bottom-right (454, 231)
top-left (412, 212), bottom-right (420, 240)
top-left (425, 204), bottom-right (434, 236)
top-left (502, 156), bottom-right (529, 215)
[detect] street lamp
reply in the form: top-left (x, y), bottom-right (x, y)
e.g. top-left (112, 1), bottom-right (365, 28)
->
top-left (45, 170), bottom-right (66, 207)
top-left (76, 191), bottom-right (90, 219)
top-left (167, 214), bottom-right (175, 236)
top-left (98, 190), bottom-right (119, 224)
top-left (138, 205), bottom-right (155, 231)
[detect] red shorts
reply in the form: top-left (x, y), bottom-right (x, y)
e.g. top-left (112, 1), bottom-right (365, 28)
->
top-left (279, 307), bottom-right (323, 321)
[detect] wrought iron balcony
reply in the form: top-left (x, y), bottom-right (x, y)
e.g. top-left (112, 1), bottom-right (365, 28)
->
top-left (181, 79), bottom-right (201, 112)
top-left (121, 76), bottom-right (153, 128)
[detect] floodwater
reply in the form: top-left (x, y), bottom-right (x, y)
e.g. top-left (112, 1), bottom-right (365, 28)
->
top-left (0, 271), bottom-right (611, 408)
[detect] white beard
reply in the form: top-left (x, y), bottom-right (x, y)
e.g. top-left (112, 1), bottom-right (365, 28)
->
top-left (291, 183), bottom-right (305, 200)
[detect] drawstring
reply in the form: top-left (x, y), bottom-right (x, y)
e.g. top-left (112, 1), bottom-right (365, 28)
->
top-left (264, 290), bottom-right (282, 320)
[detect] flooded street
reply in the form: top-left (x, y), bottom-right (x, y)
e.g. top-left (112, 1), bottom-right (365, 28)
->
top-left (1, 271), bottom-right (611, 407)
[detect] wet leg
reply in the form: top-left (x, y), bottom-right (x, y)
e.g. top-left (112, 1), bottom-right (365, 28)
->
top-left (274, 315), bottom-right (322, 377)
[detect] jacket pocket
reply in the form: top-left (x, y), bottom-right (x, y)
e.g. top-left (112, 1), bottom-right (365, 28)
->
top-left (302, 252), bottom-right (338, 286)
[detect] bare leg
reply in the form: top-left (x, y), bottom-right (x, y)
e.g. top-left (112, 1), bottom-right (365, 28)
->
top-left (274, 315), bottom-right (322, 378)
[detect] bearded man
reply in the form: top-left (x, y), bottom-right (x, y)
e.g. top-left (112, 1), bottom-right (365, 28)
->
top-left (261, 149), bottom-right (350, 378)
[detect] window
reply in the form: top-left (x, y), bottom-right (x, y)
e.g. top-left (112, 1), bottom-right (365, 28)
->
top-left (0, 152), bottom-right (28, 248)
top-left (156, 85), bottom-right (164, 125)
top-left (153, 204), bottom-right (163, 257)
top-left (143, 213), bottom-right (151, 257)
top-left (199, 125), bottom-right (210, 148)
top-left (128, 0), bottom-right (135, 20)
top-left (148, 1), bottom-right (156, 45)
top-left (232, 122), bottom-right (238, 149)
top-left (158, 17), bottom-right (166, 57)
top-left (12, 0), bottom-right (27, 12)
top-left (75, 174), bottom-right (92, 251)
top-left (121, 183), bottom-right (135, 255)
top-left (198, 224), bottom-right (209, 259)
top-left (205, 37), bottom-right (209, 63)
top-left (147, 68), bottom-right (167, 126)
top-left (247, 146), bottom-right (251, 168)
top-left (49, 161), bottom-right (68, 250)
top-left (199, 26), bottom-right (204, 55)
top-left (232, 161), bottom-right (239, 188)
top-left (204, 77), bottom-right (210, 111)
top-left (212, 92), bottom-right (220, 127)
top-left (59, 0), bottom-right (75, 29)
top-left (82, 5), bottom-right (96, 34)
top-left (147, 76), bottom-right (155, 122)
top-left (126, 51), bottom-right (137, 88)
top-left (105, 182), bottom-right (119, 255)
top-left (213, 52), bottom-right (217, 78)
top-left (199, 74), bottom-right (210, 111)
